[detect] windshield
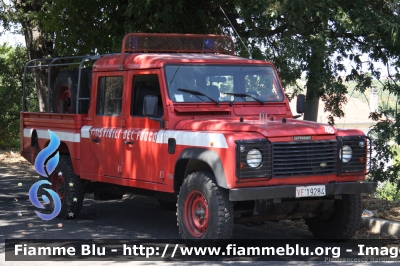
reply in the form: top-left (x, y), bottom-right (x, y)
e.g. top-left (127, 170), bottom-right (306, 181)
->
top-left (165, 65), bottom-right (284, 103)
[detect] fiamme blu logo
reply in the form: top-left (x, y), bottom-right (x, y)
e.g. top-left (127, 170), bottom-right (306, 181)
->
top-left (29, 130), bottom-right (62, 221)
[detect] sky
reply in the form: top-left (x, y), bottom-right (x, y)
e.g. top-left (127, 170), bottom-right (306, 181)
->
top-left (0, 28), bottom-right (25, 45)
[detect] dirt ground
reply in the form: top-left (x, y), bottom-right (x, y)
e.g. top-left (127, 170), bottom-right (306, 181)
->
top-left (362, 196), bottom-right (400, 222)
top-left (1, 149), bottom-right (398, 240)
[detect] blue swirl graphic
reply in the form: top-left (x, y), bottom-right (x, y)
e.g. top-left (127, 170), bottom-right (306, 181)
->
top-left (29, 180), bottom-right (61, 220)
top-left (34, 130), bottom-right (60, 176)
top-left (30, 130), bottom-right (62, 221)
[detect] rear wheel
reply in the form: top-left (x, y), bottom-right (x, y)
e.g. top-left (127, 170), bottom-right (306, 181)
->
top-left (305, 194), bottom-right (362, 240)
top-left (177, 171), bottom-right (233, 243)
top-left (48, 155), bottom-right (84, 219)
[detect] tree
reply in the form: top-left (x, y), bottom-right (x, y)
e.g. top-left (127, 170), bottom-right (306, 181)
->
top-left (3, 0), bottom-right (400, 119)
top-left (234, 0), bottom-right (400, 122)
top-left (0, 44), bottom-right (33, 148)
top-left (2, 0), bottom-right (400, 185)
top-left (1, 0), bottom-right (237, 111)
top-left (232, 0), bottom-right (400, 186)
top-left (1, 0), bottom-right (57, 112)
top-left (39, 0), bottom-right (236, 55)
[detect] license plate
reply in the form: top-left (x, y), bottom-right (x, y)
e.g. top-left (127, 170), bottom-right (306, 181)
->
top-left (295, 185), bottom-right (326, 198)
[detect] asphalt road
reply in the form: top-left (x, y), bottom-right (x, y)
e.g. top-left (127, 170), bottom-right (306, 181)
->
top-left (0, 163), bottom-right (395, 265)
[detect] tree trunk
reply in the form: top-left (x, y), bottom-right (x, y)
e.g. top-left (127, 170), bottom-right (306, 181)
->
top-left (22, 23), bottom-right (52, 112)
top-left (304, 42), bottom-right (325, 122)
top-left (303, 97), bottom-right (320, 121)
top-left (17, 0), bottom-right (57, 112)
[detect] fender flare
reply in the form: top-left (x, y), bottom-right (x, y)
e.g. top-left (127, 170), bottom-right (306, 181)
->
top-left (176, 148), bottom-right (228, 189)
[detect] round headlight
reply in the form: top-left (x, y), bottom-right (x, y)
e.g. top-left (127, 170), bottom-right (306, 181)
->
top-left (339, 145), bottom-right (353, 163)
top-left (246, 149), bottom-right (262, 168)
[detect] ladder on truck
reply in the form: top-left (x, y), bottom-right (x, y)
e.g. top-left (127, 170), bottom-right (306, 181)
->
top-left (22, 55), bottom-right (101, 113)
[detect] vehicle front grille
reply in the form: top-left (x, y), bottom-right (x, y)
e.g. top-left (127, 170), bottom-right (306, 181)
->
top-left (271, 141), bottom-right (337, 177)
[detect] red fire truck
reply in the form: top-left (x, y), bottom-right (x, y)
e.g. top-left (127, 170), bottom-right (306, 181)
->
top-left (20, 33), bottom-right (375, 241)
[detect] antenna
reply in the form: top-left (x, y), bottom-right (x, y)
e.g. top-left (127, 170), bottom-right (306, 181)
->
top-left (219, 6), bottom-right (252, 59)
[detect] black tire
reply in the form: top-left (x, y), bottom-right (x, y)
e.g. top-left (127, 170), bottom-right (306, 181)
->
top-left (177, 171), bottom-right (233, 243)
top-left (305, 194), bottom-right (362, 240)
top-left (47, 155), bottom-right (84, 219)
top-left (158, 199), bottom-right (176, 211)
top-left (52, 68), bottom-right (91, 114)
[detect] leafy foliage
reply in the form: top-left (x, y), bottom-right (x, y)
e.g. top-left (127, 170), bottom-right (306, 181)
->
top-left (0, 44), bottom-right (34, 149)
top-left (233, 1), bottom-right (400, 187)
top-left (235, 0), bottom-right (400, 122)
top-left (368, 76), bottom-right (400, 187)
top-left (1, 0), bottom-right (400, 187)
top-left (377, 181), bottom-right (400, 201)
top-left (38, 0), bottom-right (236, 55)
top-left (2, 1), bottom-right (400, 115)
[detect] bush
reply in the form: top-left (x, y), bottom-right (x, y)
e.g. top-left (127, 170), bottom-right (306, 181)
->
top-left (0, 44), bottom-right (31, 149)
top-left (376, 181), bottom-right (400, 201)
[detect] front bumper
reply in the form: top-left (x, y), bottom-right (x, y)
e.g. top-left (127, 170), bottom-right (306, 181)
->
top-left (229, 182), bottom-right (376, 201)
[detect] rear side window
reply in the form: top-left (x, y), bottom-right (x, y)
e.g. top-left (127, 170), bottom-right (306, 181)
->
top-left (96, 76), bottom-right (124, 116)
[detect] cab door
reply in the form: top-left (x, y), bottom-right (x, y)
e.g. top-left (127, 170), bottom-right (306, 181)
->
top-left (122, 71), bottom-right (166, 183)
top-left (89, 72), bottom-right (126, 177)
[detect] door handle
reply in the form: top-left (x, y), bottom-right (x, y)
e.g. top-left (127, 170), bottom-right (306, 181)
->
top-left (124, 141), bottom-right (134, 145)
top-left (91, 138), bottom-right (100, 143)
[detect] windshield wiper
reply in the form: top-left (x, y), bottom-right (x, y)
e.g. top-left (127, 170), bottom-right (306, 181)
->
top-left (224, 92), bottom-right (264, 105)
top-left (178, 88), bottom-right (219, 106)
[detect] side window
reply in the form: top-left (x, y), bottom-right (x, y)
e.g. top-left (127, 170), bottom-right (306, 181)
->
top-left (131, 74), bottom-right (163, 117)
top-left (96, 76), bottom-right (124, 116)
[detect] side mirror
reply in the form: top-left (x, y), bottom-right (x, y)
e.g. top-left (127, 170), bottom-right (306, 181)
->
top-left (143, 95), bottom-right (158, 117)
top-left (296, 94), bottom-right (306, 114)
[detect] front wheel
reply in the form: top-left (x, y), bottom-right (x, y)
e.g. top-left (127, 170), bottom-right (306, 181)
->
top-left (305, 194), bottom-right (362, 240)
top-left (177, 171), bottom-right (233, 243)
